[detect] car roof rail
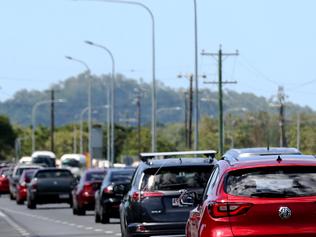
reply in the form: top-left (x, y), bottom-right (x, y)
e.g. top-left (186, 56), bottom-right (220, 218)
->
top-left (139, 150), bottom-right (217, 162)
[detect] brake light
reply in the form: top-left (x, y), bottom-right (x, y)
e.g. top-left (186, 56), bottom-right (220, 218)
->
top-left (208, 202), bottom-right (252, 218)
top-left (83, 183), bottom-right (94, 196)
top-left (103, 185), bottom-right (113, 194)
top-left (131, 191), bottom-right (163, 202)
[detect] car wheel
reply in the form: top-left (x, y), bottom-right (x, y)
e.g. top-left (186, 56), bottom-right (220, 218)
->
top-left (120, 216), bottom-right (131, 237)
top-left (27, 199), bottom-right (36, 209)
top-left (95, 210), bottom-right (101, 223)
top-left (72, 206), bottom-right (78, 215)
top-left (16, 195), bottom-right (24, 205)
top-left (77, 206), bottom-right (86, 216)
top-left (100, 206), bottom-right (109, 224)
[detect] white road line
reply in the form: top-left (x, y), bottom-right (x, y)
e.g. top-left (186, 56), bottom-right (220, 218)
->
top-left (1, 207), bottom-right (123, 235)
top-left (0, 210), bottom-right (30, 236)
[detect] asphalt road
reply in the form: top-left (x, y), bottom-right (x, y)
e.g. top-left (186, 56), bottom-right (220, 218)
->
top-left (0, 195), bottom-right (185, 237)
top-left (0, 195), bottom-right (121, 237)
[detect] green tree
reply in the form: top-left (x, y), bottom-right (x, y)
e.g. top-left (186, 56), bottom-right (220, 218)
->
top-left (0, 115), bottom-right (16, 160)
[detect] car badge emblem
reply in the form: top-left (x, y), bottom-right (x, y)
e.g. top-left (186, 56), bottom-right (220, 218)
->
top-left (278, 206), bottom-right (291, 220)
top-left (53, 181), bottom-right (58, 185)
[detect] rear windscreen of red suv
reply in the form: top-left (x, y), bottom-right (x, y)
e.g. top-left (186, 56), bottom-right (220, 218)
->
top-left (225, 166), bottom-right (316, 197)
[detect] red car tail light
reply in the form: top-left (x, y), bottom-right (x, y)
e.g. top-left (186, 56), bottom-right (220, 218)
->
top-left (131, 191), bottom-right (163, 202)
top-left (103, 185), bottom-right (113, 194)
top-left (82, 183), bottom-right (94, 196)
top-left (208, 202), bottom-right (252, 218)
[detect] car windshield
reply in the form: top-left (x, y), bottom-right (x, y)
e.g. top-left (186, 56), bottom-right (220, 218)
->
top-left (33, 156), bottom-right (55, 167)
top-left (86, 171), bottom-right (106, 182)
top-left (226, 166), bottom-right (316, 197)
top-left (62, 159), bottom-right (81, 168)
top-left (36, 170), bottom-right (72, 179)
top-left (110, 170), bottom-right (134, 183)
top-left (141, 166), bottom-right (212, 191)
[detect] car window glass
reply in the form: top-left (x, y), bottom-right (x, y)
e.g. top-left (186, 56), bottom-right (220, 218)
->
top-left (203, 165), bottom-right (218, 199)
top-left (36, 170), bottom-right (72, 178)
top-left (110, 171), bottom-right (134, 183)
top-left (206, 167), bottom-right (219, 196)
top-left (141, 166), bottom-right (213, 191)
top-left (86, 171), bottom-right (106, 182)
top-left (226, 166), bottom-right (316, 197)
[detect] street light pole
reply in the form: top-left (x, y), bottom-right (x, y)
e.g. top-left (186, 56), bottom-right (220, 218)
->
top-left (32, 99), bottom-right (65, 152)
top-left (65, 56), bottom-right (93, 166)
top-left (79, 0), bottom-right (157, 152)
top-left (84, 40), bottom-right (115, 166)
top-left (193, 0), bottom-right (199, 151)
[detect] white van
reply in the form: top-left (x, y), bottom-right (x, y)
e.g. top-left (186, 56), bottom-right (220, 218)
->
top-left (31, 151), bottom-right (56, 167)
top-left (60, 154), bottom-right (86, 177)
top-left (18, 156), bottom-right (32, 165)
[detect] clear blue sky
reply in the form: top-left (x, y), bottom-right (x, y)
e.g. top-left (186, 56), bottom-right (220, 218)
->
top-left (0, 0), bottom-right (315, 109)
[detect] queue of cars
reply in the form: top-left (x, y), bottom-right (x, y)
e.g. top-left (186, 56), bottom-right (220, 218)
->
top-left (1, 147), bottom-right (315, 237)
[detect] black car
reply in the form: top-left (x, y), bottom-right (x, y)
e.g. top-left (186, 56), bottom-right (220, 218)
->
top-left (95, 168), bottom-right (135, 224)
top-left (119, 150), bottom-right (217, 237)
top-left (27, 168), bottom-right (75, 209)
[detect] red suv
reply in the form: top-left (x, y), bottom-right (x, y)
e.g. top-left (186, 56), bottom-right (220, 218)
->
top-left (185, 154), bottom-right (316, 237)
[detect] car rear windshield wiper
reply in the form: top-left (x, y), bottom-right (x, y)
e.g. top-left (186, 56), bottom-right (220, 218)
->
top-left (250, 190), bottom-right (298, 198)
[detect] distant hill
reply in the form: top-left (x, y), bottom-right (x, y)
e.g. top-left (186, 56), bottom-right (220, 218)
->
top-left (0, 73), bottom-right (314, 127)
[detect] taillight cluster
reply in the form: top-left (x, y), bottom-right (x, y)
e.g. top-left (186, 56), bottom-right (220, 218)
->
top-left (103, 185), bottom-right (113, 194)
top-left (208, 202), bottom-right (252, 218)
top-left (131, 191), bottom-right (163, 202)
top-left (82, 183), bottom-right (94, 196)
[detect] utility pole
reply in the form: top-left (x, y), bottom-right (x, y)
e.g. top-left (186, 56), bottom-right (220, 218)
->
top-left (201, 46), bottom-right (239, 156)
top-left (296, 112), bottom-right (301, 150)
top-left (178, 74), bottom-right (193, 149)
top-left (184, 92), bottom-right (188, 147)
top-left (277, 86), bottom-right (288, 147)
top-left (50, 90), bottom-right (55, 153)
top-left (136, 94), bottom-right (141, 156)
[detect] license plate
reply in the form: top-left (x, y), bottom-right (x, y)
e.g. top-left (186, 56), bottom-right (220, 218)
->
top-left (172, 198), bottom-right (180, 207)
top-left (59, 194), bottom-right (69, 199)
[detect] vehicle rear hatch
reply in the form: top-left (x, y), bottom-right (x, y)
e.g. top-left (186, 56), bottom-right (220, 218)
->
top-left (139, 166), bottom-right (213, 222)
top-left (35, 170), bottom-right (73, 193)
top-left (226, 166), bottom-right (316, 236)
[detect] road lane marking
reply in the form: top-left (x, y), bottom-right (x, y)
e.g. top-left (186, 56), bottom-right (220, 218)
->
top-left (1, 207), bottom-right (123, 235)
top-left (0, 210), bottom-right (30, 236)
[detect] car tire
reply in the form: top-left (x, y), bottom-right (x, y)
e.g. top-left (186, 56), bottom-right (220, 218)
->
top-left (95, 211), bottom-right (101, 223)
top-left (72, 206), bottom-right (78, 215)
top-left (120, 216), bottom-right (131, 237)
top-left (16, 196), bottom-right (24, 205)
top-left (100, 206), bottom-right (109, 224)
top-left (27, 199), bottom-right (36, 209)
top-left (77, 207), bottom-right (86, 216)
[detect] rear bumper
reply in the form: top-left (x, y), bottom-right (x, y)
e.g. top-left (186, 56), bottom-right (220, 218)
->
top-left (0, 184), bottom-right (9, 194)
top-left (79, 195), bottom-right (95, 210)
top-left (33, 192), bottom-right (72, 204)
top-left (128, 222), bottom-right (186, 236)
